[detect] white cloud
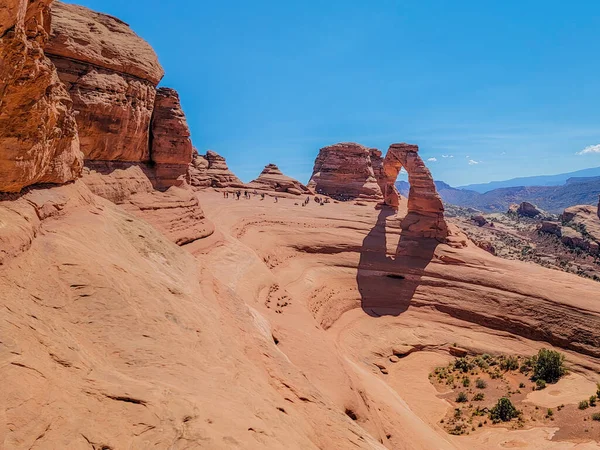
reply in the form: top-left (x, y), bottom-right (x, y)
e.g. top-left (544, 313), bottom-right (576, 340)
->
top-left (427, 157), bottom-right (437, 162)
top-left (468, 159), bottom-right (480, 165)
top-left (441, 154), bottom-right (454, 158)
top-left (576, 144), bottom-right (600, 155)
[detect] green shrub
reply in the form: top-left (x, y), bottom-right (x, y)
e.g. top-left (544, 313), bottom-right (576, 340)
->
top-left (490, 397), bottom-right (519, 422)
top-left (592, 412), bottom-right (600, 421)
top-left (472, 392), bottom-right (485, 401)
top-left (475, 378), bottom-right (487, 389)
top-left (536, 379), bottom-right (546, 390)
top-left (590, 395), bottom-right (597, 407)
top-left (456, 392), bottom-right (468, 403)
top-left (579, 400), bottom-right (590, 410)
top-left (533, 349), bottom-right (566, 383)
top-left (454, 358), bottom-right (474, 373)
top-left (546, 408), bottom-right (553, 417)
top-left (519, 382), bottom-right (526, 388)
top-left (462, 377), bottom-right (471, 388)
top-left (500, 356), bottom-right (519, 371)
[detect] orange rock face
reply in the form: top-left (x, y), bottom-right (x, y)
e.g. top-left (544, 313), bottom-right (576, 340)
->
top-left (150, 87), bottom-right (193, 189)
top-left (308, 142), bottom-right (383, 201)
top-left (383, 143), bottom-right (449, 240)
top-left (190, 150), bottom-right (245, 189)
top-left (0, 0), bottom-right (82, 193)
top-left (247, 164), bottom-right (311, 195)
top-left (46, 2), bottom-right (163, 162)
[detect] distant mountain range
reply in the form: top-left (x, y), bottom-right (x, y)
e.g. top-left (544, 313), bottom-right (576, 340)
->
top-left (457, 166), bottom-right (600, 193)
top-left (396, 175), bottom-right (600, 213)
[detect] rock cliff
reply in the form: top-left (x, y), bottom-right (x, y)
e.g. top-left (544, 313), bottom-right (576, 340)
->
top-left (150, 87), bottom-right (193, 189)
top-left (247, 163), bottom-right (311, 195)
top-left (46, 2), bottom-right (162, 163)
top-left (0, 0), bottom-right (83, 193)
top-left (307, 143), bottom-right (383, 201)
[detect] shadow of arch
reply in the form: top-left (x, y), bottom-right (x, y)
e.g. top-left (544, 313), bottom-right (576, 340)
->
top-left (357, 208), bottom-right (438, 317)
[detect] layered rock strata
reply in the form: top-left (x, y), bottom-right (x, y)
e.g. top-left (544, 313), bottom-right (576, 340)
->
top-left (383, 143), bottom-right (449, 240)
top-left (46, 2), bottom-right (163, 163)
top-left (307, 143), bottom-right (383, 201)
top-left (0, 0), bottom-right (83, 193)
top-left (247, 164), bottom-right (311, 195)
top-left (150, 87), bottom-right (193, 189)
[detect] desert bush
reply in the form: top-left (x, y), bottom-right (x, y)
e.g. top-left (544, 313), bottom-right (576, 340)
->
top-left (546, 408), bottom-right (553, 417)
top-left (475, 378), bottom-right (487, 389)
top-left (490, 397), bottom-right (519, 422)
top-left (536, 379), bottom-right (546, 390)
top-left (533, 348), bottom-right (565, 383)
top-left (500, 356), bottom-right (519, 371)
top-left (519, 382), bottom-right (526, 388)
top-left (462, 377), bottom-right (470, 388)
top-left (590, 395), bottom-right (597, 407)
top-left (592, 412), bottom-right (600, 421)
top-left (454, 358), bottom-right (474, 373)
top-left (456, 392), bottom-right (468, 403)
top-left (579, 400), bottom-right (590, 410)
top-left (472, 393), bottom-right (485, 401)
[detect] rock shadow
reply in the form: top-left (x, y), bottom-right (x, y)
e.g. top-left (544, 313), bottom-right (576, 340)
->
top-left (357, 208), bottom-right (438, 317)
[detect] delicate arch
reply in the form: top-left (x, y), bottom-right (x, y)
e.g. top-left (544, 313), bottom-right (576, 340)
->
top-left (383, 143), bottom-right (449, 240)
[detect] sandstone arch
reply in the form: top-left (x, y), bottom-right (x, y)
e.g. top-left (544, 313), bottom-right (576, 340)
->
top-left (383, 143), bottom-right (449, 240)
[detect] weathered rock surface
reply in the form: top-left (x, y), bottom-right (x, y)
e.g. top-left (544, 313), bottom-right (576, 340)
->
top-left (471, 215), bottom-right (488, 227)
top-left (190, 150), bottom-right (245, 189)
top-left (247, 164), bottom-right (311, 195)
top-left (150, 87), bottom-right (193, 189)
top-left (0, 0), bottom-right (82, 193)
top-left (517, 201), bottom-right (543, 218)
top-left (46, 2), bottom-right (163, 162)
top-left (383, 143), bottom-right (449, 240)
top-left (307, 143), bottom-right (383, 201)
top-left (82, 163), bottom-right (212, 245)
top-left (539, 220), bottom-right (562, 237)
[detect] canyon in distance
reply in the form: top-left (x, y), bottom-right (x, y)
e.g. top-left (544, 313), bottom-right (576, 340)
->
top-left (1, 1), bottom-right (600, 449)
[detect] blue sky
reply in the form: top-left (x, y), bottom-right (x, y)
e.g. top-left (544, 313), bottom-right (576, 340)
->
top-left (68, 0), bottom-right (600, 186)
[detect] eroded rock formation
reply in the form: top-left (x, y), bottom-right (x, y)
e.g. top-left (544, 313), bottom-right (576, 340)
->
top-left (0, 0), bottom-right (83, 193)
top-left (383, 143), bottom-right (449, 240)
top-left (46, 2), bottom-right (163, 163)
top-left (247, 164), bottom-right (311, 195)
top-left (189, 150), bottom-right (245, 189)
top-left (308, 143), bottom-right (383, 201)
top-left (150, 87), bottom-right (193, 189)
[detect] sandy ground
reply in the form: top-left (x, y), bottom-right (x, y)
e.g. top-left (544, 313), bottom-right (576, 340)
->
top-left (193, 190), bottom-right (600, 449)
top-left (2, 184), bottom-right (600, 448)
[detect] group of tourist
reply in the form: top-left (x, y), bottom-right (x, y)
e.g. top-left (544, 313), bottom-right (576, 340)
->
top-left (222, 190), bottom-right (278, 202)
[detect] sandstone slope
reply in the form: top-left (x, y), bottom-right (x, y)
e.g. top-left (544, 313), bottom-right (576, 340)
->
top-left (247, 163), bottom-right (311, 195)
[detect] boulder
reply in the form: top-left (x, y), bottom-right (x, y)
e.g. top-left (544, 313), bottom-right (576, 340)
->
top-left (471, 215), bottom-right (488, 227)
top-left (560, 227), bottom-right (589, 252)
top-left (46, 2), bottom-right (163, 162)
top-left (307, 142), bottom-right (383, 201)
top-left (150, 87), bottom-right (193, 189)
top-left (0, 0), bottom-right (83, 193)
top-left (516, 202), bottom-right (542, 218)
top-left (539, 221), bottom-right (562, 237)
top-left (247, 163), bottom-right (311, 195)
top-left (190, 150), bottom-right (245, 189)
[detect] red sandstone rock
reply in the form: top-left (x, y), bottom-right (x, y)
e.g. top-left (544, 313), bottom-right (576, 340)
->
top-left (150, 87), bottom-right (193, 189)
top-left (517, 201), bottom-right (543, 218)
top-left (247, 164), bottom-right (311, 195)
top-left (46, 2), bottom-right (163, 162)
top-left (383, 143), bottom-right (449, 240)
top-left (190, 150), bottom-right (245, 189)
top-left (0, 0), bottom-right (82, 193)
top-left (308, 143), bottom-right (383, 201)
